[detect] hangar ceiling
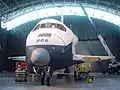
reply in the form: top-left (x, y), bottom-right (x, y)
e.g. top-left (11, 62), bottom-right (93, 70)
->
top-left (1, 0), bottom-right (120, 30)
top-left (0, 0), bottom-right (120, 15)
top-left (1, 0), bottom-right (120, 24)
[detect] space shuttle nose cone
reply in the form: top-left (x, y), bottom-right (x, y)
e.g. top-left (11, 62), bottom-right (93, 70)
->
top-left (31, 48), bottom-right (50, 66)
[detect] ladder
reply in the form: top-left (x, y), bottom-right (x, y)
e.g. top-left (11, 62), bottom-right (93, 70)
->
top-left (79, 2), bottom-right (115, 61)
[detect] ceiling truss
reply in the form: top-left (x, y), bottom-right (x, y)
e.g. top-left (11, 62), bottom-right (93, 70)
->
top-left (1, 0), bottom-right (120, 23)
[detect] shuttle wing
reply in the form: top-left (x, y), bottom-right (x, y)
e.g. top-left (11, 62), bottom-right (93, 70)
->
top-left (73, 54), bottom-right (115, 62)
top-left (8, 56), bottom-right (26, 61)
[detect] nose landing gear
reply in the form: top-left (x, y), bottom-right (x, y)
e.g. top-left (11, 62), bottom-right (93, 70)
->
top-left (33, 66), bottom-right (53, 86)
top-left (41, 67), bottom-right (53, 86)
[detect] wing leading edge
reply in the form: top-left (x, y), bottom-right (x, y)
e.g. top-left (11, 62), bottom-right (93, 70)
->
top-left (8, 56), bottom-right (26, 61)
top-left (8, 54), bottom-right (115, 63)
top-left (73, 54), bottom-right (115, 62)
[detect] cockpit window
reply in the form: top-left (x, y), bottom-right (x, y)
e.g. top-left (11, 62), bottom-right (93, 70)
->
top-left (40, 23), bottom-right (56, 28)
top-left (34, 24), bottom-right (41, 31)
top-left (41, 24), bottom-right (45, 28)
top-left (51, 24), bottom-right (56, 28)
top-left (33, 23), bottom-right (66, 32)
top-left (33, 23), bottom-right (56, 31)
top-left (57, 24), bottom-right (66, 31)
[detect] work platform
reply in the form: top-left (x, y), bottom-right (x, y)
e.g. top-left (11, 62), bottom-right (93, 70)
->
top-left (0, 73), bottom-right (120, 90)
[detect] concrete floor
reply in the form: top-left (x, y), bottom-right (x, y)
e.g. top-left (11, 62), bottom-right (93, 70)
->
top-left (0, 73), bottom-right (120, 90)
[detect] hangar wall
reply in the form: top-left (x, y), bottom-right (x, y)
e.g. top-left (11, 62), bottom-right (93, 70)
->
top-left (6, 16), bottom-right (120, 72)
top-left (0, 28), bottom-right (9, 71)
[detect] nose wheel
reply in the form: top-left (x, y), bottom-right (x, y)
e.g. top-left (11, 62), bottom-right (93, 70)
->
top-left (41, 69), bottom-right (45, 85)
top-left (40, 67), bottom-right (53, 86)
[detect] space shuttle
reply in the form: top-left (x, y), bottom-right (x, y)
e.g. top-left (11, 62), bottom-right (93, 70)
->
top-left (9, 19), bottom-right (115, 85)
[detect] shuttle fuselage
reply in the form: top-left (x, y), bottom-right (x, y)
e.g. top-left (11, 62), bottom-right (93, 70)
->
top-left (26, 19), bottom-right (79, 70)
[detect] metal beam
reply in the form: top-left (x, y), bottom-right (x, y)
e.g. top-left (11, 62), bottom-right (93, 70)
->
top-left (0, 0), bottom-right (10, 10)
top-left (0, 14), bottom-right (1, 30)
top-left (105, 0), bottom-right (115, 11)
top-left (61, 6), bottom-right (64, 23)
top-left (42, 0), bottom-right (46, 8)
top-left (114, 9), bottom-right (119, 15)
top-left (52, 0), bottom-right (55, 4)
top-left (14, 0), bottom-right (19, 5)
top-left (28, 0), bottom-right (35, 10)
top-left (96, 0), bottom-right (99, 6)
top-left (74, 0), bottom-right (77, 4)
top-left (79, 1), bottom-right (114, 57)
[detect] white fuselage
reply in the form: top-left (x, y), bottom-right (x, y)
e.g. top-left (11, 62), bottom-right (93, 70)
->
top-left (26, 19), bottom-right (78, 54)
top-left (26, 19), bottom-right (78, 67)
